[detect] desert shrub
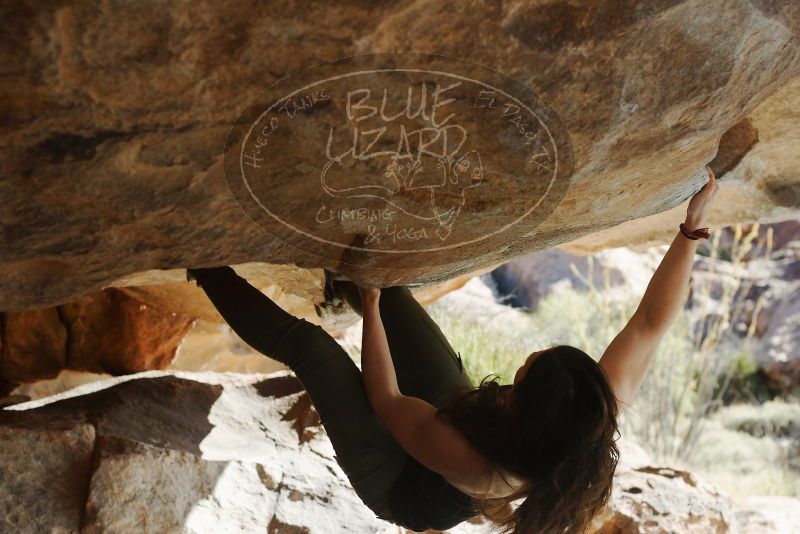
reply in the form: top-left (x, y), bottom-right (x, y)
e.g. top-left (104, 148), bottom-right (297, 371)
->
top-left (715, 400), bottom-right (800, 439)
top-left (689, 416), bottom-right (800, 497)
top-left (427, 301), bottom-right (532, 386)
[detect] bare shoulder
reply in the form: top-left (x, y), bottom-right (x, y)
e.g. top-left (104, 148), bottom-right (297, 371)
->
top-left (433, 414), bottom-right (495, 491)
top-left (375, 395), bottom-right (526, 498)
top-left (437, 415), bottom-right (524, 497)
top-left (446, 462), bottom-right (526, 499)
top-left (376, 395), bottom-right (493, 491)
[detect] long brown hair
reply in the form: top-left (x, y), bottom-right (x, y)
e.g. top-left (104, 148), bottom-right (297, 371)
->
top-left (436, 345), bottom-right (620, 534)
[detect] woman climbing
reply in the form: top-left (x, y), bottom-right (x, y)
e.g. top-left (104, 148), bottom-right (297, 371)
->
top-left (188, 166), bottom-right (719, 533)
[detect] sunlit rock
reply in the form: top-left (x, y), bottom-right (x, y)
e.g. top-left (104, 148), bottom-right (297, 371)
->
top-left (0, 289), bottom-right (194, 384)
top-left (2, 370), bottom-right (787, 533)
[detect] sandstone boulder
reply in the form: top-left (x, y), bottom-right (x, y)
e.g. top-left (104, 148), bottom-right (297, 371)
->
top-left (118, 263), bottom-right (480, 334)
top-left (591, 466), bottom-right (733, 533)
top-left (0, 370), bottom-right (779, 533)
top-left (0, 371), bottom-right (458, 533)
top-left (0, 307), bottom-right (67, 382)
top-left (562, 74), bottom-right (800, 256)
top-left (0, 423), bottom-right (95, 532)
top-left (2, 1), bottom-right (799, 313)
top-left (59, 288), bottom-right (195, 375)
top-left (0, 289), bottom-right (194, 385)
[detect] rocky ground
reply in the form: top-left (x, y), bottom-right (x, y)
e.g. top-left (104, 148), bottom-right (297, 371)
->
top-left (2, 370), bottom-right (797, 533)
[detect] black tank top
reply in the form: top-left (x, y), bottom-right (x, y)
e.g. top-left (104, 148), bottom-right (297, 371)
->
top-left (388, 456), bottom-right (479, 531)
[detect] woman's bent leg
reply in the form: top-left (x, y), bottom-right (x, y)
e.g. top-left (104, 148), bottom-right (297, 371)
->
top-left (190, 267), bottom-right (406, 520)
top-left (332, 280), bottom-right (473, 409)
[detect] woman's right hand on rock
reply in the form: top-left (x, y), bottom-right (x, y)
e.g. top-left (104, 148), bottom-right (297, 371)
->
top-left (357, 285), bottom-right (381, 306)
top-left (685, 165), bottom-right (719, 230)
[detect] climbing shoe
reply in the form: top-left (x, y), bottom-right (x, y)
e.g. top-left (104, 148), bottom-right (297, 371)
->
top-left (323, 268), bottom-right (343, 306)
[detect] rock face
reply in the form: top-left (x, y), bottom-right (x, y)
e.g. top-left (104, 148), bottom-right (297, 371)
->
top-left (0, 371), bottom-right (466, 533)
top-left (757, 283), bottom-right (800, 390)
top-left (562, 73), bottom-right (800, 256)
top-left (82, 435), bottom-right (234, 533)
top-left (0, 370), bottom-right (765, 534)
top-left (118, 263), bottom-right (481, 334)
top-left (0, 288), bottom-right (194, 387)
top-left (1, 1), bottom-right (800, 312)
top-left (591, 466), bottom-right (733, 533)
top-left (0, 423), bottom-right (95, 531)
top-left (0, 308), bottom-right (68, 384)
top-left (0, 261), bottom-right (480, 392)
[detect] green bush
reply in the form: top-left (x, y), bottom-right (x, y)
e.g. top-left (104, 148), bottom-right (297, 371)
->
top-left (729, 347), bottom-right (759, 379)
top-left (426, 304), bottom-right (531, 386)
top-left (688, 417), bottom-right (800, 497)
top-left (715, 400), bottom-right (800, 439)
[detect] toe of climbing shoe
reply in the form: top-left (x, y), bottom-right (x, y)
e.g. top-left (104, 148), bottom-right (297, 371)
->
top-left (323, 268), bottom-right (342, 306)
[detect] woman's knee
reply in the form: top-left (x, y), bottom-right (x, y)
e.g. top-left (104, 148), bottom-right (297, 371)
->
top-left (279, 318), bottom-right (330, 350)
top-left (273, 319), bottom-right (348, 366)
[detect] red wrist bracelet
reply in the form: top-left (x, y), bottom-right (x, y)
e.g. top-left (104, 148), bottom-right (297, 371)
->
top-left (680, 223), bottom-right (710, 240)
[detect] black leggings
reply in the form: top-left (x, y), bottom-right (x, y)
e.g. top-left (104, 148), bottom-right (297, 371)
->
top-left (189, 266), bottom-right (473, 522)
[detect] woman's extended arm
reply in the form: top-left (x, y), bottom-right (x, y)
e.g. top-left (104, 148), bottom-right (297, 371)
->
top-left (639, 226), bottom-right (700, 327)
top-left (358, 287), bottom-right (492, 489)
top-left (359, 289), bottom-right (401, 403)
top-left (599, 166), bottom-right (719, 406)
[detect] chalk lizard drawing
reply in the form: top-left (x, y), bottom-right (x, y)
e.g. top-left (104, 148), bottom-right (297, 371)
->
top-left (320, 150), bottom-right (484, 240)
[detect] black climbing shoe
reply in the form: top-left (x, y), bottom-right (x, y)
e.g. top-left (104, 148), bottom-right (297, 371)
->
top-left (323, 268), bottom-right (342, 306)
